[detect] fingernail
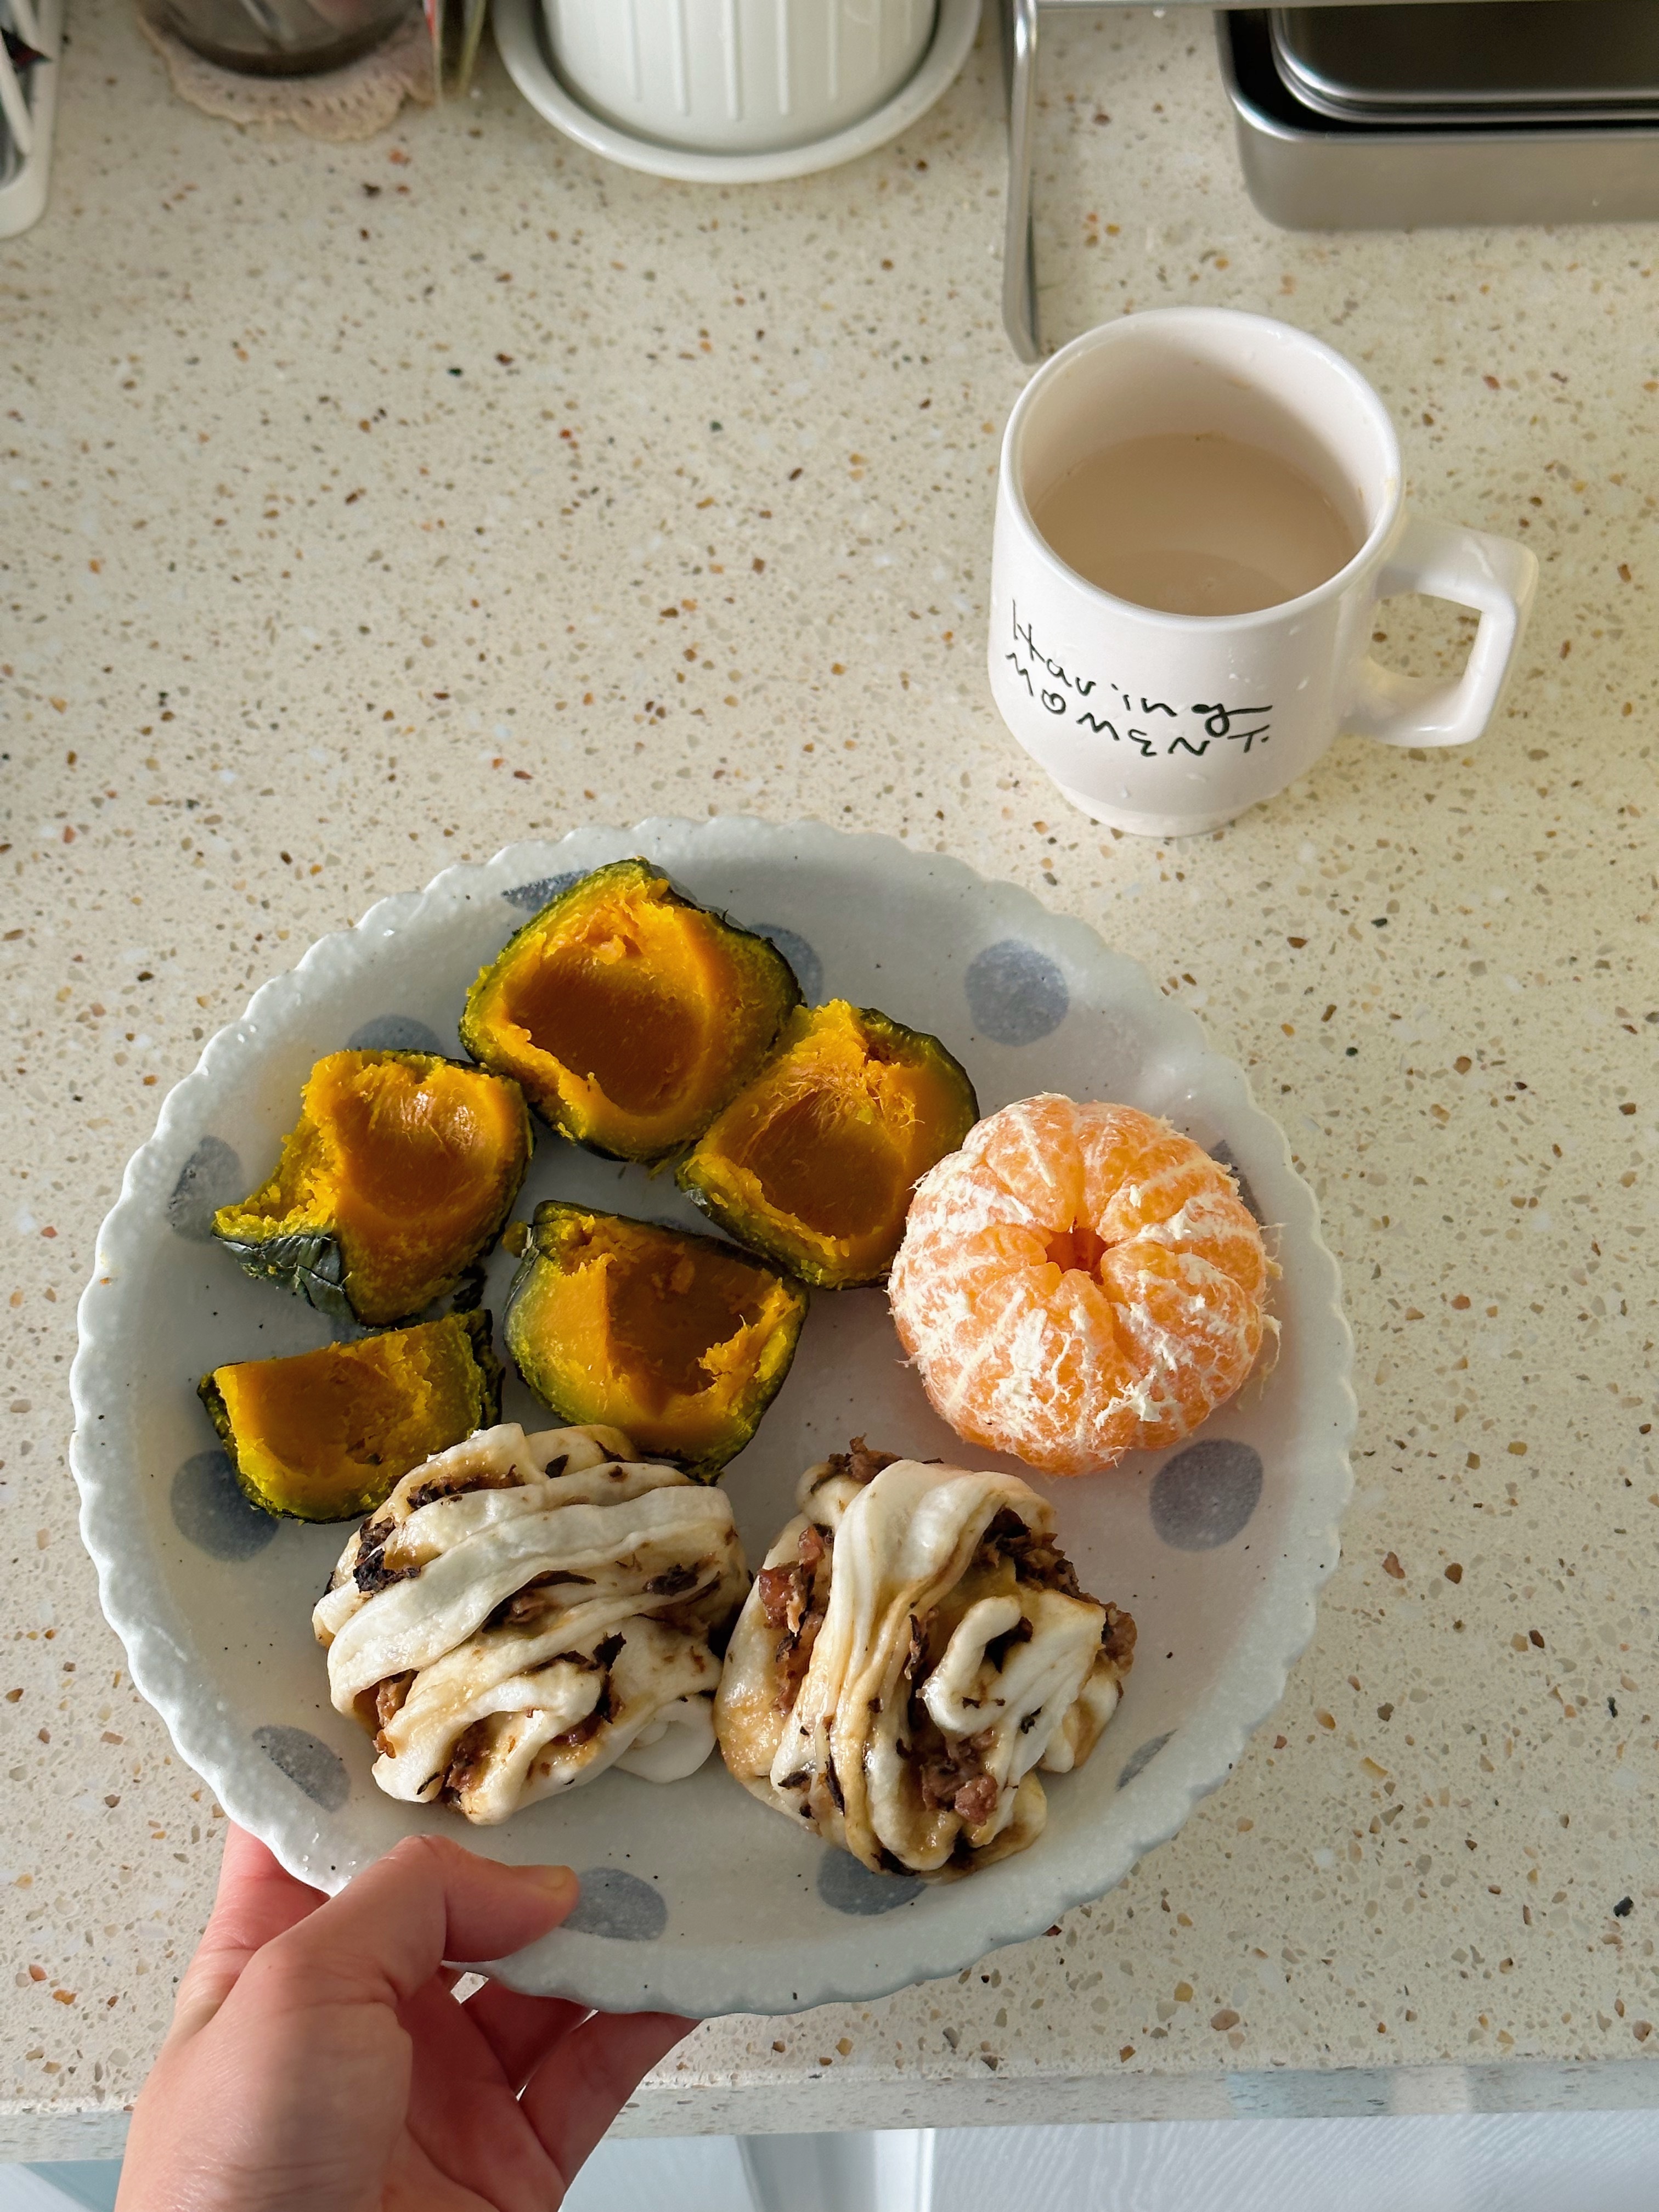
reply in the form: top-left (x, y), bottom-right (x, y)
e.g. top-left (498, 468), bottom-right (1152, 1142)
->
top-left (526, 1864), bottom-right (579, 1908)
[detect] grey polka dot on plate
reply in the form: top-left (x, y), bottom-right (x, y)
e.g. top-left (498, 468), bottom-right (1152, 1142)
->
top-left (744, 922), bottom-right (822, 1005)
top-left (1116, 1731), bottom-right (1173, 1791)
top-left (166, 1136), bottom-right (244, 1241)
top-left (563, 1867), bottom-right (667, 1941)
top-left (253, 1725), bottom-right (351, 1812)
top-left (171, 1449), bottom-right (278, 1561)
top-left (503, 870), bottom-right (583, 914)
top-left (346, 1015), bottom-right (448, 1056)
top-left (817, 1850), bottom-right (924, 1916)
top-left (1206, 1140), bottom-right (1264, 1225)
top-left (1150, 1439), bottom-right (1264, 1551)
top-left (964, 940), bottom-right (1069, 1046)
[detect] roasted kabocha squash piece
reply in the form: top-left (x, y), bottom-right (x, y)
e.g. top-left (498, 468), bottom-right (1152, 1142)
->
top-left (458, 858), bottom-right (800, 1163)
top-left (198, 1311), bottom-right (503, 1522)
top-left (503, 1201), bottom-right (807, 1481)
top-left (677, 1000), bottom-right (979, 1289)
top-left (212, 1049), bottom-right (532, 1327)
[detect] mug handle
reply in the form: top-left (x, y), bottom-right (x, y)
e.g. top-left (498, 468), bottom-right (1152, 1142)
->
top-left (1344, 516), bottom-right (1538, 749)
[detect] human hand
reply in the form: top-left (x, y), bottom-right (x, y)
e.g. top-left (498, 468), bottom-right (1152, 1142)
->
top-left (116, 1824), bottom-right (690, 2212)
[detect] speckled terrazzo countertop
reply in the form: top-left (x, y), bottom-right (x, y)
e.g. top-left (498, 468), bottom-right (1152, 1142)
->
top-left (4, 0), bottom-right (1658, 2159)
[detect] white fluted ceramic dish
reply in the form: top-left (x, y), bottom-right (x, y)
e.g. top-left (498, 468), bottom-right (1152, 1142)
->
top-left (544, 0), bottom-right (939, 156)
top-left (71, 819), bottom-right (1354, 2017)
top-left (494, 0), bottom-right (980, 184)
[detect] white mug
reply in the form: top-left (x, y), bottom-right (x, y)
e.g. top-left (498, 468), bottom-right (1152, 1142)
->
top-left (988, 307), bottom-right (1538, 838)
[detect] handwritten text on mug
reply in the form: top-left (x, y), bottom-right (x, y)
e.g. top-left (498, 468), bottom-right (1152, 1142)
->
top-left (1006, 605), bottom-right (1274, 758)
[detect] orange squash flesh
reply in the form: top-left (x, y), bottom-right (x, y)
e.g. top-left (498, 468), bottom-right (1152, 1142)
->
top-left (213, 1050), bottom-right (530, 1327)
top-left (678, 1001), bottom-right (979, 1288)
top-left (504, 1203), bottom-right (807, 1478)
top-left (199, 1312), bottom-right (501, 1521)
top-left (460, 860), bottom-right (799, 1163)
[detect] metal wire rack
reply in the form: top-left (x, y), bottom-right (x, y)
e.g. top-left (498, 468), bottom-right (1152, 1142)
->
top-left (1, 0), bottom-right (62, 236)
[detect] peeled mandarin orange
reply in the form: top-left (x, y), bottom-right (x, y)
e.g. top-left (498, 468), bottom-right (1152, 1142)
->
top-left (888, 1094), bottom-right (1269, 1476)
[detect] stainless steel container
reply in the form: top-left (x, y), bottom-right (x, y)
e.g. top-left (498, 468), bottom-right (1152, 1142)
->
top-left (1271, 1), bottom-right (1659, 121)
top-left (1221, 9), bottom-right (1659, 229)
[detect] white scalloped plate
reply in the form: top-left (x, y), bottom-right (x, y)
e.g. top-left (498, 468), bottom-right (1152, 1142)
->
top-left (70, 819), bottom-right (1353, 2018)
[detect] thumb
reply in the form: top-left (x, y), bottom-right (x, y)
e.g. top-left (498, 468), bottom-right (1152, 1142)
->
top-left (254, 1835), bottom-right (578, 2012)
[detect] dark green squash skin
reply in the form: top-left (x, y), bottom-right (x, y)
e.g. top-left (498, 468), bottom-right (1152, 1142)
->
top-left (213, 1225), bottom-right (354, 1324)
top-left (459, 859), bottom-right (803, 1164)
top-left (455, 1307), bottom-right (506, 1420)
top-left (211, 1049), bottom-right (532, 1327)
top-left (678, 1005), bottom-right (980, 1290)
top-left (196, 1310), bottom-right (504, 1523)
top-left (196, 1373), bottom-right (235, 1465)
top-left (503, 1199), bottom-right (808, 1482)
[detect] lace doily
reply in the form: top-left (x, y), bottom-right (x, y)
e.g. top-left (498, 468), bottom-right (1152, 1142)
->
top-left (137, 4), bottom-right (434, 141)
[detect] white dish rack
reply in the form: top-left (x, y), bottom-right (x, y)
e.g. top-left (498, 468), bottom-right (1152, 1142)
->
top-left (1, 0), bottom-right (61, 236)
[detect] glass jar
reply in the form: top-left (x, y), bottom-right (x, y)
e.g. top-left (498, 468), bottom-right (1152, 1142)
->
top-left (141, 0), bottom-right (412, 76)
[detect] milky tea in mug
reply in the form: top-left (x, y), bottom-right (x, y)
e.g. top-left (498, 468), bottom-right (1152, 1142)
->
top-left (987, 308), bottom-right (1538, 838)
top-left (1031, 430), bottom-right (1361, 619)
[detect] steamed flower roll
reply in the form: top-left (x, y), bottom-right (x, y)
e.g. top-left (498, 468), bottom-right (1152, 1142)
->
top-left (314, 1421), bottom-right (748, 1825)
top-left (714, 1441), bottom-right (1134, 1876)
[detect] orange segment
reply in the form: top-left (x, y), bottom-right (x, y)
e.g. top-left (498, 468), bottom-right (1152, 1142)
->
top-left (889, 1094), bottom-right (1271, 1477)
top-left (973, 1092), bottom-right (1088, 1230)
